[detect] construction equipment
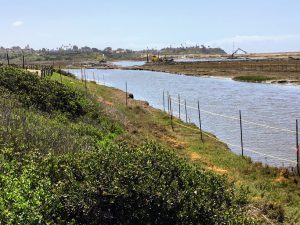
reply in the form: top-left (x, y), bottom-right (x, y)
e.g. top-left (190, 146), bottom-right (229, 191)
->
top-left (152, 55), bottom-right (159, 62)
top-left (151, 55), bottom-right (174, 63)
top-left (230, 48), bottom-right (248, 59)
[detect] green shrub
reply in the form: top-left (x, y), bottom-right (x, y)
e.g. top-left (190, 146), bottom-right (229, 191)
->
top-left (0, 88), bottom-right (120, 156)
top-left (0, 143), bottom-right (253, 224)
top-left (0, 67), bottom-right (88, 118)
top-left (0, 148), bottom-right (53, 225)
top-left (43, 143), bottom-right (253, 225)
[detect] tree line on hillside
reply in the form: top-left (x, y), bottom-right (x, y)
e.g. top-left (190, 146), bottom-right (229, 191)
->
top-left (0, 44), bottom-right (226, 65)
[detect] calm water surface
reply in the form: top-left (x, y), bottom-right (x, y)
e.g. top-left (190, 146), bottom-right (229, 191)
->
top-left (112, 61), bottom-right (145, 67)
top-left (70, 68), bottom-right (300, 167)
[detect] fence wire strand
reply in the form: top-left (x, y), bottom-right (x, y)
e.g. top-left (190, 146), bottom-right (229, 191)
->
top-left (167, 94), bottom-right (297, 165)
top-left (170, 97), bottom-right (295, 134)
top-left (172, 120), bottom-right (297, 165)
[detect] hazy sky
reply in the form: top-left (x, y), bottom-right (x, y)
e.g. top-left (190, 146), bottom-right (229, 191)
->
top-left (1, 0), bottom-right (300, 53)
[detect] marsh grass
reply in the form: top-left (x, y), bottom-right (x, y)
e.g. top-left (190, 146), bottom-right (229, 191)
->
top-left (233, 75), bottom-right (275, 82)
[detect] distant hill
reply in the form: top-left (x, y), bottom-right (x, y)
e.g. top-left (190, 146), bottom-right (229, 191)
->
top-left (0, 45), bottom-right (227, 65)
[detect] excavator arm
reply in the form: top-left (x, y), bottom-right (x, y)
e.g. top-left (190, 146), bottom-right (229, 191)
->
top-left (231, 48), bottom-right (247, 58)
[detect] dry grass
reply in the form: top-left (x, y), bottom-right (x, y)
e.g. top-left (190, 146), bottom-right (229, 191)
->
top-left (139, 58), bottom-right (300, 83)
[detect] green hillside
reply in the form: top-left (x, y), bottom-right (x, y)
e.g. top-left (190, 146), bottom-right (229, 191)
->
top-left (0, 67), bottom-right (253, 224)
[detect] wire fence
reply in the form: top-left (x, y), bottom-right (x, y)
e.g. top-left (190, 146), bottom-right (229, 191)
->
top-left (70, 68), bottom-right (300, 172)
top-left (164, 92), bottom-right (299, 172)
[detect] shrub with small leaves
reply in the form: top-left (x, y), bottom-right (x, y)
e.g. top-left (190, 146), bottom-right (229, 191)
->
top-left (0, 67), bottom-right (91, 118)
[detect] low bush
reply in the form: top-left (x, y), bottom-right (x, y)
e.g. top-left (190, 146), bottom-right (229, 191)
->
top-left (0, 143), bottom-right (253, 224)
top-left (0, 87), bottom-right (119, 156)
top-left (0, 67), bottom-right (90, 118)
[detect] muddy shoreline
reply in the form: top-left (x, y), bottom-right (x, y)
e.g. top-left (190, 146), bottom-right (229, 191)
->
top-left (129, 59), bottom-right (300, 86)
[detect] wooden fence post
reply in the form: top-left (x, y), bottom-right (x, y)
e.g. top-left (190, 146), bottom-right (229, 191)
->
top-left (170, 96), bottom-right (174, 131)
top-left (185, 99), bottom-right (188, 123)
top-left (41, 66), bottom-right (44, 78)
top-left (296, 119), bottom-right (299, 175)
top-left (84, 69), bottom-right (87, 93)
top-left (59, 65), bottom-right (62, 83)
top-left (239, 110), bottom-right (244, 157)
top-left (125, 81), bottom-right (128, 106)
top-left (22, 52), bottom-right (25, 69)
top-left (163, 90), bottom-right (165, 112)
top-left (178, 94), bottom-right (181, 119)
top-left (6, 50), bottom-right (10, 65)
top-left (167, 92), bottom-right (170, 114)
top-left (197, 100), bottom-right (203, 143)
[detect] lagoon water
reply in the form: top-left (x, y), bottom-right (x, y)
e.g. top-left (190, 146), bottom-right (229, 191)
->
top-left (69, 68), bottom-right (300, 167)
top-left (112, 61), bottom-right (145, 67)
